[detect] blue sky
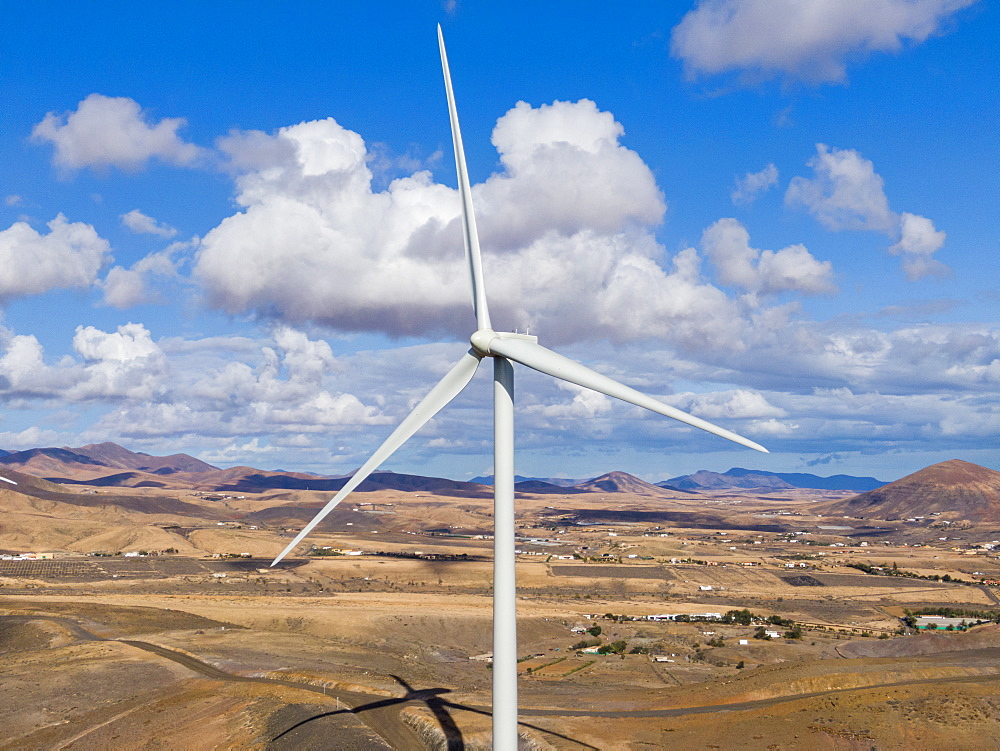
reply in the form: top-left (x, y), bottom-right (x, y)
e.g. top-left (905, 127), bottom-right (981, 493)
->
top-left (0, 1), bottom-right (997, 483)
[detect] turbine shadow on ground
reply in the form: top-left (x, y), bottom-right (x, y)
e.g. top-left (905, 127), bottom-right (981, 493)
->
top-left (271, 674), bottom-right (464, 748)
top-left (269, 674), bottom-right (598, 749)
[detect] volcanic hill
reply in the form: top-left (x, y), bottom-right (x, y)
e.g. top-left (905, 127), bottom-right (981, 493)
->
top-left (821, 459), bottom-right (1000, 521)
top-left (70, 442), bottom-right (218, 473)
top-left (576, 471), bottom-right (666, 495)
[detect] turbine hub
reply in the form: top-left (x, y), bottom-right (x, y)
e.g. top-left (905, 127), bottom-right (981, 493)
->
top-left (471, 329), bottom-right (539, 357)
top-left (470, 328), bottom-right (496, 356)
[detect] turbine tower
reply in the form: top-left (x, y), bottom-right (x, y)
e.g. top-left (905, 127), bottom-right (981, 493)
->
top-left (272, 25), bottom-right (768, 749)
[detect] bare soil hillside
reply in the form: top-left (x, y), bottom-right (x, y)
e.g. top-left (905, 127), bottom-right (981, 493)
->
top-left (576, 471), bottom-right (668, 495)
top-left (823, 459), bottom-right (1000, 521)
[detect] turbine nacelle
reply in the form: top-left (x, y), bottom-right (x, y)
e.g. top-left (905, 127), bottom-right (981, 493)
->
top-left (470, 329), bottom-right (537, 358)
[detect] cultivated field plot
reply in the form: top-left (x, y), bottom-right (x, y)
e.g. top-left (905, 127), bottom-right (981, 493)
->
top-left (0, 557), bottom-right (272, 581)
top-left (670, 566), bottom-right (786, 590)
top-left (781, 574), bottom-right (825, 586)
top-left (550, 565), bottom-right (675, 580)
top-left (812, 572), bottom-right (954, 589)
top-left (0, 560), bottom-right (97, 578)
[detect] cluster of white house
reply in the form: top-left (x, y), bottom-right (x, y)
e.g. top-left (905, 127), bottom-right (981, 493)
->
top-left (644, 613), bottom-right (723, 621)
top-left (0, 552), bottom-right (56, 560)
top-left (315, 546), bottom-right (365, 555)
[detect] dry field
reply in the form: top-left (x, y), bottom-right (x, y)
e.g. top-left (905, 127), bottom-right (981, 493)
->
top-left (2, 484), bottom-right (1000, 748)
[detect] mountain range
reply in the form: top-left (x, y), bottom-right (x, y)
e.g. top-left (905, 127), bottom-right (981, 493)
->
top-left (1, 443), bottom-right (998, 525)
top-left (0, 442), bottom-right (890, 495)
top-left (663, 467), bottom-right (887, 492)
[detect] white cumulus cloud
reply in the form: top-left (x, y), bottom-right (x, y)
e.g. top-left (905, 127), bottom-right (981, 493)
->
top-left (671, 0), bottom-right (977, 85)
top-left (195, 103), bottom-right (753, 350)
top-left (532, 381), bottom-right (615, 420)
top-left (731, 163), bottom-right (778, 204)
top-left (32, 94), bottom-right (203, 171)
top-left (0, 324), bottom-right (387, 449)
top-left (701, 218), bottom-right (835, 295)
top-left (890, 212), bottom-right (949, 280)
top-left (100, 240), bottom-right (190, 309)
top-left (786, 144), bottom-right (948, 280)
top-left (667, 388), bottom-right (787, 419)
top-left (0, 323), bottom-right (166, 401)
top-left (785, 145), bottom-right (895, 232)
top-left (480, 99), bottom-right (665, 249)
top-left (69, 323), bottom-right (167, 401)
top-left (101, 267), bottom-right (148, 309)
top-left (92, 326), bottom-right (387, 441)
top-left (0, 427), bottom-right (62, 450)
top-left (121, 209), bottom-right (177, 238)
top-left (73, 323), bottom-right (160, 361)
top-left (0, 215), bottom-right (111, 303)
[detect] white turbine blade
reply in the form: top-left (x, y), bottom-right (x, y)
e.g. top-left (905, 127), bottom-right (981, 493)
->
top-left (438, 25), bottom-right (492, 332)
top-left (486, 337), bottom-right (769, 454)
top-left (270, 349), bottom-right (483, 566)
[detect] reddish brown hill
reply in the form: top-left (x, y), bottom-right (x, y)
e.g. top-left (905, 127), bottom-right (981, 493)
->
top-left (575, 471), bottom-right (666, 496)
top-left (0, 448), bottom-right (107, 478)
top-left (822, 459), bottom-right (1000, 521)
top-left (0, 442), bottom-right (217, 482)
top-left (68, 442), bottom-right (218, 473)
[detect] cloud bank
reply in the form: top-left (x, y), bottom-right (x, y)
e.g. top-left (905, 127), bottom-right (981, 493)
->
top-left (194, 100), bottom-right (849, 356)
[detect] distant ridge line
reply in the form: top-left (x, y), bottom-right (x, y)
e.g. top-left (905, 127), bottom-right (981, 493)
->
top-left (665, 467), bottom-right (887, 492)
top-left (0, 440), bottom-right (900, 494)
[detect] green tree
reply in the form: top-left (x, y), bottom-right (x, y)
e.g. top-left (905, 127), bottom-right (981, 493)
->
top-left (725, 609), bottom-right (754, 625)
top-left (598, 640), bottom-right (628, 655)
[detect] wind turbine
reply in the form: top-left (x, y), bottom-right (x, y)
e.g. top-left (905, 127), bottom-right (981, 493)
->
top-left (271, 25), bottom-right (767, 749)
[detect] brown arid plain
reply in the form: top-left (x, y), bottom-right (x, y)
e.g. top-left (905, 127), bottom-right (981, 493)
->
top-left (3, 448), bottom-right (1000, 749)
